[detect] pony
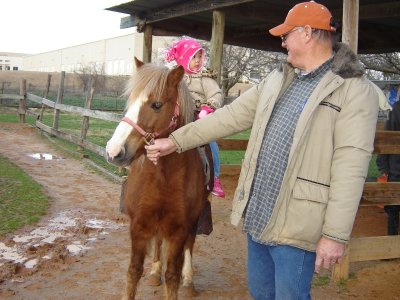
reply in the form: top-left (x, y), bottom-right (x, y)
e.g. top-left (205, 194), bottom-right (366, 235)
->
top-left (106, 58), bottom-right (211, 300)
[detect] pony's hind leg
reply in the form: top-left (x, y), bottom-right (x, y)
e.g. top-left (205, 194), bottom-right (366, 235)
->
top-left (181, 233), bottom-right (196, 297)
top-left (123, 237), bottom-right (148, 300)
top-left (148, 235), bottom-right (163, 286)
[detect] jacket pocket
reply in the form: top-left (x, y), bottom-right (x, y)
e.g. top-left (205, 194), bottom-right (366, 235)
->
top-left (280, 178), bottom-right (329, 246)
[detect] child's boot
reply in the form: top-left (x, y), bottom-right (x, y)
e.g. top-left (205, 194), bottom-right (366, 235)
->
top-left (212, 176), bottom-right (225, 198)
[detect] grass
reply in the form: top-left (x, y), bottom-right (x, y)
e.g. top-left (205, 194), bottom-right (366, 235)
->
top-left (0, 107), bottom-right (381, 178)
top-left (0, 155), bottom-right (50, 236)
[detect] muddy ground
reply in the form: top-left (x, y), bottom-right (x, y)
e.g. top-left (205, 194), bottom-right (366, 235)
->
top-left (0, 123), bottom-right (399, 300)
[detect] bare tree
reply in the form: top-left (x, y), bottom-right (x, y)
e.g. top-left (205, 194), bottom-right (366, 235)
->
top-left (155, 37), bottom-right (286, 96)
top-left (359, 53), bottom-right (400, 80)
top-left (75, 62), bottom-right (106, 92)
top-left (220, 45), bottom-right (285, 96)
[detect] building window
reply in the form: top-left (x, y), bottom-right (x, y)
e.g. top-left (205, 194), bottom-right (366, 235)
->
top-left (13, 67), bottom-right (18, 71)
top-left (5, 66), bottom-right (10, 70)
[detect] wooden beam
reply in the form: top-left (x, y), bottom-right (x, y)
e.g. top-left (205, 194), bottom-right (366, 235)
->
top-left (209, 10), bottom-right (225, 84)
top-left (349, 236), bottom-right (400, 262)
top-left (358, 1), bottom-right (400, 20)
top-left (373, 130), bottom-right (400, 154)
top-left (120, 0), bottom-right (255, 29)
top-left (142, 25), bottom-right (153, 63)
top-left (342, 0), bottom-right (359, 54)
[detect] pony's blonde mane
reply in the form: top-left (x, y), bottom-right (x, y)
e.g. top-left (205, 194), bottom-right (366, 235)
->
top-left (124, 64), bottom-right (194, 125)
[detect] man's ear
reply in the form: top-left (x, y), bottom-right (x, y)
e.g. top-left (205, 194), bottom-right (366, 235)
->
top-left (134, 57), bottom-right (144, 69)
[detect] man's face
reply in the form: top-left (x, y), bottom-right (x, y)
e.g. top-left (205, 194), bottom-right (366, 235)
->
top-left (281, 27), bottom-right (306, 69)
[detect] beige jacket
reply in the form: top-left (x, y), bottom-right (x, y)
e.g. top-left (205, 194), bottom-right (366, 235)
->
top-left (170, 43), bottom-right (379, 251)
top-left (185, 70), bottom-right (223, 111)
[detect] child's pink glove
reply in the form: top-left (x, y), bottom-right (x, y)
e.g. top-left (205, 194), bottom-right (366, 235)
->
top-left (198, 106), bottom-right (214, 119)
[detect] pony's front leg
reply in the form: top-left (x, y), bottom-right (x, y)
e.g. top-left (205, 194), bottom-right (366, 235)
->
top-left (123, 236), bottom-right (148, 300)
top-left (164, 236), bottom-right (186, 300)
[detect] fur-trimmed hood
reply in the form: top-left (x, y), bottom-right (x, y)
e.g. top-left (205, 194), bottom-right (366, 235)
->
top-left (279, 42), bottom-right (364, 79)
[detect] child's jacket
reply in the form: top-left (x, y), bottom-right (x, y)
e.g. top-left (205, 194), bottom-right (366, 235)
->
top-left (184, 69), bottom-right (223, 112)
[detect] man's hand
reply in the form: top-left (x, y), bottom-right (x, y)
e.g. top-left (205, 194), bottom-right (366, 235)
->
top-left (145, 138), bottom-right (177, 165)
top-left (314, 236), bottom-right (345, 273)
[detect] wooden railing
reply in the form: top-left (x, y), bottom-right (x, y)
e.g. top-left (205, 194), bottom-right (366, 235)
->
top-left (3, 76), bottom-right (400, 281)
top-left (217, 131), bottom-right (400, 281)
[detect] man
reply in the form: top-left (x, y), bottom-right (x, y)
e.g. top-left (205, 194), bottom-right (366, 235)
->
top-left (377, 99), bottom-right (400, 236)
top-left (146, 1), bottom-right (379, 299)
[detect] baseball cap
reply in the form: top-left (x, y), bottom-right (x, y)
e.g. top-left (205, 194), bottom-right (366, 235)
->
top-left (269, 1), bottom-right (336, 36)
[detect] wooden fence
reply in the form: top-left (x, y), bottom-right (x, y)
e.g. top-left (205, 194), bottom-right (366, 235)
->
top-left (1, 75), bottom-right (400, 282)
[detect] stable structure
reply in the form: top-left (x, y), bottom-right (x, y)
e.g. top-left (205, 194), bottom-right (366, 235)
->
top-left (107, 0), bottom-right (400, 79)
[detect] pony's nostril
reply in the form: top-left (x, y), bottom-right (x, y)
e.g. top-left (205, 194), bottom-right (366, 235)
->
top-left (116, 147), bottom-right (126, 158)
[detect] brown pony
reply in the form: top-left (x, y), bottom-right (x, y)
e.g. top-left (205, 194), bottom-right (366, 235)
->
top-left (106, 58), bottom-right (210, 300)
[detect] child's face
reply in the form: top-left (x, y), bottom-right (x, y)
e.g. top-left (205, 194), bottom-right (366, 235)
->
top-left (189, 50), bottom-right (203, 73)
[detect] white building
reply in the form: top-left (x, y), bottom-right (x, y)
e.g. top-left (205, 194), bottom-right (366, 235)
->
top-left (0, 52), bottom-right (28, 71)
top-left (9, 33), bottom-right (173, 76)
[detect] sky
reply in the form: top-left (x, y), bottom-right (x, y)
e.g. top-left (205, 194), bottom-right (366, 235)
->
top-left (2, 0), bottom-right (136, 54)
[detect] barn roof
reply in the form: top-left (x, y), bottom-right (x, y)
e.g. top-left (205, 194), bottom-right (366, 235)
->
top-left (107, 0), bottom-right (400, 54)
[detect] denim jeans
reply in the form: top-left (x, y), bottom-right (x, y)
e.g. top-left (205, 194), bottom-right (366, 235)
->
top-left (209, 141), bottom-right (220, 177)
top-left (247, 234), bottom-right (316, 300)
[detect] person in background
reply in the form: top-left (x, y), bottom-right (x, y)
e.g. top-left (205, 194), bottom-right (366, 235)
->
top-left (165, 37), bottom-right (225, 197)
top-left (376, 99), bottom-right (400, 235)
top-left (147, 2), bottom-right (379, 299)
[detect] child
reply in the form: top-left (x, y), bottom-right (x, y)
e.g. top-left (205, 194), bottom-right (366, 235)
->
top-left (165, 37), bottom-right (225, 197)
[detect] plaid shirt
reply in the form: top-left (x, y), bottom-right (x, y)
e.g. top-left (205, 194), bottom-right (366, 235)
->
top-left (243, 58), bottom-right (333, 245)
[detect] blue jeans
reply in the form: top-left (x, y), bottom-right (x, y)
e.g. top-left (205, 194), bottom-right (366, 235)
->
top-left (209, 141), bottom-right (220, 177)
top-left (247, 234), bottom-right (316, 300)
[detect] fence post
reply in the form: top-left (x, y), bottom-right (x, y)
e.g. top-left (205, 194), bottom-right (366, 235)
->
top-left (80, 78), bottom-right (95, 149)
top-left (332, 244), bottom-right (350, 281)
top-left (53, 71), bottom-right (65, 130)
top-left (19, 79), bottom-right (27, 123)
top-left (39, 74), bottom-right (52, 121)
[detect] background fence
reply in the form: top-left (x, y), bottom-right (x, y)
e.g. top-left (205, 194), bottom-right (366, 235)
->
top-left (1, 73), bottom-right (400, 281)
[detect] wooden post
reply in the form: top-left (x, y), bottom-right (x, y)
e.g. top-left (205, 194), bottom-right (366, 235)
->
top-left (80, 78), bottom-right (95, 149)
top-left (39, 74), bottom-right (52, 121)
top-left (209, 10), bottom-right (225, 85)
top-left (18, 79), bottom-right (27, 123)
top-left (53, 71), bottom-right (65, 130)
top-left (332, 245), bottom-right (350, 281)
top-left (142, 25), bottom-right (153, 63)
top-left (342, 0), bottom-right (359, 54)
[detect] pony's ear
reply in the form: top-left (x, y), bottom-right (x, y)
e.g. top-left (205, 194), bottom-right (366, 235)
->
top-left (134, 57), bottom-right (144, 69)
top-left (167, 65), bottom-right (185, 87)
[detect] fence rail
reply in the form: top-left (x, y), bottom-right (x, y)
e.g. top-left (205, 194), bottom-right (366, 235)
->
top-left (2, 74), bottom-right (400, 282)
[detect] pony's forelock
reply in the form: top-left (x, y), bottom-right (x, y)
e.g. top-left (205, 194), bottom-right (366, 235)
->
top-left (124, 64), bottom-right (194, 125)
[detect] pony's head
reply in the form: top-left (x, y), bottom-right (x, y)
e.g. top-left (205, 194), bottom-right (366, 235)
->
top-left (106, 57), bottom-right (193, 167)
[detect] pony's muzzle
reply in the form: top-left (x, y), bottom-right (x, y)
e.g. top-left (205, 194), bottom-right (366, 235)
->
top-left (106, 145), bottom-right (126, 165)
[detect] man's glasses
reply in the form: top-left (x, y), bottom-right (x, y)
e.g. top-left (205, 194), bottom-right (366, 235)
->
top-left (280, 27), bottom-right (303, 42)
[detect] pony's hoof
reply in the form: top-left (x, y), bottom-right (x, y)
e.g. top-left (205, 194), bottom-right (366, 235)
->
top-left (147, 274), bottom-right (162, 286)
top-left (181, 284), bottom-right (196, 297)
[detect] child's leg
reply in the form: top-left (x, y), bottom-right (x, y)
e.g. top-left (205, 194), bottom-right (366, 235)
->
top-left (209, 141), bottom-right (220, 177)
top-left (209, 141), bottom-right (224, 197)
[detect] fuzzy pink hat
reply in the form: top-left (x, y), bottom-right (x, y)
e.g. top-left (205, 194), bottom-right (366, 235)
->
top-left (164, 38), bottom-right (204, 74)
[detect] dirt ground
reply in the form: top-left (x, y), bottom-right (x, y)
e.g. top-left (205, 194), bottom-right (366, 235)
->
top-left (0, 123), bottom-right (399, 300)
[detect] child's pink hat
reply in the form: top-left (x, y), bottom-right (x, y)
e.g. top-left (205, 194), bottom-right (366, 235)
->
top-left (165, 38), bottom-right (204, 74)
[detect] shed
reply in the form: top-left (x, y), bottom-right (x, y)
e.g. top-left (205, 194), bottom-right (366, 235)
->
top-left (107, 0), bottom-right (400, 54)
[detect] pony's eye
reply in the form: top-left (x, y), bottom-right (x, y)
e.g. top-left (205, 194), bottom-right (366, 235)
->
top-left (150, 101), bottom-right (163, 111)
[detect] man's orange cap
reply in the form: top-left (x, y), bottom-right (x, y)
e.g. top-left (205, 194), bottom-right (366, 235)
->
top-left (269, 1), bottom-right (336, 36)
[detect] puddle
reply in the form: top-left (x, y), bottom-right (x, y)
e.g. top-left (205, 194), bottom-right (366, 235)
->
top-left (0, 209), bottom-right (123, 268)
top-left (27, 153), bottom-right (64, 160)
